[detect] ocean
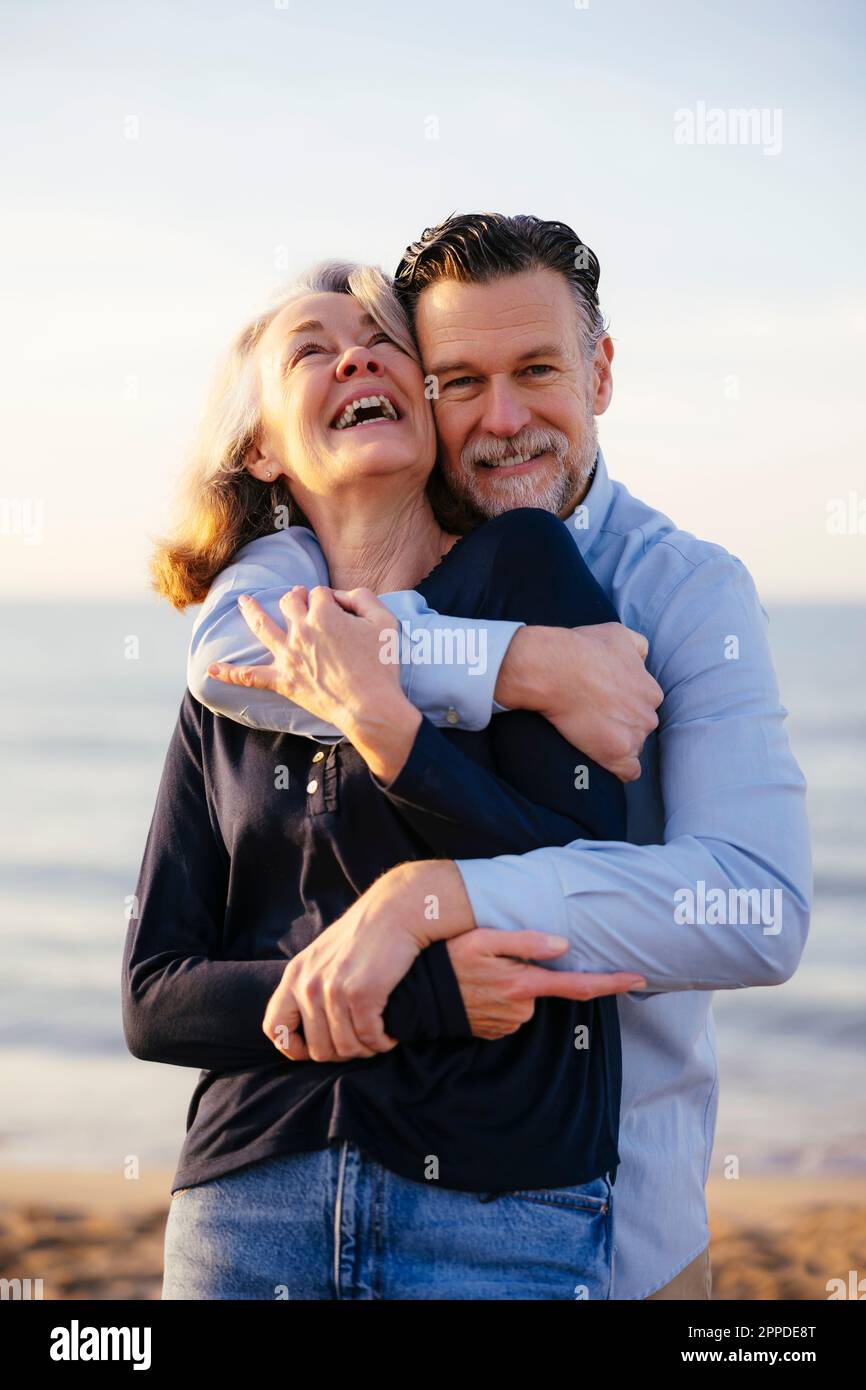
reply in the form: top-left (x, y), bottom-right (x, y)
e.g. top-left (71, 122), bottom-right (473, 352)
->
top-left (1, 600), bottom-right (864, 1177)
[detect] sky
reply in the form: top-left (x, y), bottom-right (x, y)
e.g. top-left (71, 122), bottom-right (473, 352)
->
top-left (2, 0), bottom-right (864, 601)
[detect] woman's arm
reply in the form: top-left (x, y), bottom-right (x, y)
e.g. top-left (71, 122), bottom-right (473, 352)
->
top-left (188, 527), bottom-right (518, 740)
top-left (367, 710), bottom-right (622, 861)
top-left (123, 693), bottom-right (464, 1071)
top-left (192, 529), bottom-right (660, 780)
top-left (257, 512), bottom-right (635, 1062)
top-left (220, 552), bottom-right (626, 861)
top-left (122, 693), bottom-right (286, 1069)
top-left (348, 509), bottom-right (627, 856)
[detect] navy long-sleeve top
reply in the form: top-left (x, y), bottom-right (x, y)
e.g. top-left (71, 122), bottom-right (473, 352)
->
top-left (123, 509), bottom-right (626, 1194)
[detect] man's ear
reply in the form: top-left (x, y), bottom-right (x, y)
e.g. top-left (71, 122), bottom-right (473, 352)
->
top-left (592, 334), bottom-right (614, 416)
top-left (242, 440), bottom-right (282, 484)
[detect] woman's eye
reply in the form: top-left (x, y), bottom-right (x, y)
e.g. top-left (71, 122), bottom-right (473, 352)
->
top-left (292, 341), bottom-right (326, 363)
top-left (370, 332), bottom-right (396, 348)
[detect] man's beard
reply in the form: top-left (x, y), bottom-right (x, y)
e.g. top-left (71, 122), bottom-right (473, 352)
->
top-left (446, 409), bottom-right (599, 521)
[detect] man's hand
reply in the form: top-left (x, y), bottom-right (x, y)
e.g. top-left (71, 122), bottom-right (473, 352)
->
top-left (495, 622), bottom-right (662, 782)
top-left (261, 859), bottom-right (647, 1060)
top-left (446, 929), bottom-right (646, 1038)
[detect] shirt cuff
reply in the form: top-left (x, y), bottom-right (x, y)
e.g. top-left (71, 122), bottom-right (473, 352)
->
top-left (401, 618), bottom-right (523, 732)
top-left (423, 939), bottom-right (472, 1038)
top-left (382, 940), bottom-right (471, 1041)
top-left (454, 854), bottom-right (571, 946)
top-left (370, 713), bottom-right (441, 798)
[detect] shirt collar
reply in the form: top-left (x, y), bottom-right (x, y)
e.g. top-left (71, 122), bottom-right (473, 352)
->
top-left (562, 447), bottom-right (614, 557)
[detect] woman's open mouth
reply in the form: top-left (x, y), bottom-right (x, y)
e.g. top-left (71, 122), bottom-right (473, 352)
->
top-left (331, 393), bottom-right (402, 430)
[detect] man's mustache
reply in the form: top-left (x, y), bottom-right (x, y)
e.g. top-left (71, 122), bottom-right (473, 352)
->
top-left (460, 426), bottom-right (571, 469)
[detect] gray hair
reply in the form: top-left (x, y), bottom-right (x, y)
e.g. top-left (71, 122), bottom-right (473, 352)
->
top-left (200, 259), bottom-right (418, 487)
top-left (151, 260), bottom-right (419, 608)
top-left (394, 212), bottom-right (608, 361)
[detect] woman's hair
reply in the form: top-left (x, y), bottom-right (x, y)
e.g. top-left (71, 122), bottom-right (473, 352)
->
top-left (151, 261), bottom-right (423, 609)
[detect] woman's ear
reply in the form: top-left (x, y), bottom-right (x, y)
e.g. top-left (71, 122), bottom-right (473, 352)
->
top-left (242, 440), bottom-right (282, 484)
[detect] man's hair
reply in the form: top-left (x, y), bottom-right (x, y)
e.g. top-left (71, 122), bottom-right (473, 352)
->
top-left (394, 212), bottom-right (606, 358)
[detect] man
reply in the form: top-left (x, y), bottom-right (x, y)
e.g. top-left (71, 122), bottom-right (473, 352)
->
top-left (189, 214), bottom-right (811, 1299)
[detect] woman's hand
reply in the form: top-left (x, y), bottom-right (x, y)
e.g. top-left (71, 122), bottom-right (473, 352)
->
top-left (207, 585), bottom-right (421, 778)
top-left (262, 865), bottom-right (435, 1061)
top-left (263, 861), bottom-right (644, 1060)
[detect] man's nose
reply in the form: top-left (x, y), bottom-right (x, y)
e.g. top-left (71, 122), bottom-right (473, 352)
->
top-left (336, 345), bottom-right (384, 381)
top-left (478, 380), bottom-right (531, 437)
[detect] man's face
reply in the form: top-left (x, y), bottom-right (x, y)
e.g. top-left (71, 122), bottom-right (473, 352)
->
top-left (413, 267), bottom-right (614, 518)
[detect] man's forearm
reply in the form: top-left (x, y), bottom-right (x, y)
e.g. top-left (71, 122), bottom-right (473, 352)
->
top-left (467, 547), bottom-right (814, 993)
top-left (456, 829), bottom-right (811, 993)
top-left (492, 626), bottom-right (554, 711)
top-left (189, 528), bottom-right (519, 736)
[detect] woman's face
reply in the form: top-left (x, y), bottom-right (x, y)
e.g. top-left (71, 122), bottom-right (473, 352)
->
top-left (251, 291), bottom-right (436, 503)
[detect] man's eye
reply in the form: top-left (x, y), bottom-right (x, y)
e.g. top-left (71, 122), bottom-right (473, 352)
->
top-left (524, 364), bottom-right (554, 376)
top-left (443, 376), bottom-right (477, 390)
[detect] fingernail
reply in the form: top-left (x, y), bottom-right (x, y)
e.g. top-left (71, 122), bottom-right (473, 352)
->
top-left (628, 977), bottom-right (647, 988)
top-left (545, 935), bottom-right (568, 950)
top-left (238, 594), bottom-right (250, 606)
top-left (207, 663), bottom-right (221, 676)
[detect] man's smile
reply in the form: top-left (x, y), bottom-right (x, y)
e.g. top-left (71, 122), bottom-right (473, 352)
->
top-left (476, 450), bottom-right (550, 474)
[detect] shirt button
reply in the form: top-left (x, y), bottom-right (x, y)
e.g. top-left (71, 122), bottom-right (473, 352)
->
top-left (445, 707), bottom-right (459, 725)
top-left (306, 780), bottom-right (318, 794)
top-left (311, 750), bottom-right (325, 763)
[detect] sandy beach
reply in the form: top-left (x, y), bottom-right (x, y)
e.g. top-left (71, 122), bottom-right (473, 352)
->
top-left (2, 1167), bottom-right (864, 1301)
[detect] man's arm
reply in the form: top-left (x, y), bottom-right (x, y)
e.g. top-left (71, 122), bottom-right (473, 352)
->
top-left (261, 859), bottom-right (643, 1060)
top-left (188, 527), bottom-right (520, 740)
top-left (190, 528), bottom-right (660, 778)
top-left (452, 554), bottom-right (811, 993)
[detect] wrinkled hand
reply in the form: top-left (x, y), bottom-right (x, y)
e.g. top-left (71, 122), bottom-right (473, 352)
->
top-left (207, 585), bottom-right (404, 737)
top-left (262, 865), bottom-right (433, 1062)
top-left (553, 623), bottom-right (661, 781)
top-left (446, 929), bottom-right (646, 1038)
top-left (497, 622), bottom-right (663, 782)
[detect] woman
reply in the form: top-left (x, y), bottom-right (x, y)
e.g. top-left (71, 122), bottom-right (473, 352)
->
top-left (124, 261), bottom-right (629, 1300)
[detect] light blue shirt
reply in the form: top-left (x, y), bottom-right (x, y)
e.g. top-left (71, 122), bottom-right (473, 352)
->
top-left (188, 450), bottom-right (811, 1299)
top-left (188, 524), bottom-right (519, 739)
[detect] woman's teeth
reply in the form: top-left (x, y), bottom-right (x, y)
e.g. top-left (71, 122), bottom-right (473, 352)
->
top-left (333, 395), bottom-right (399, 430)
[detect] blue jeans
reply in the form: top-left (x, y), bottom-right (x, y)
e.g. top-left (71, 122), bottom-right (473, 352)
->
top-left (162, 1142), bottom-right (615, 1300)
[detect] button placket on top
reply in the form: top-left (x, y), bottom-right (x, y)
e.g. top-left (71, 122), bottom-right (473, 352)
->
top-left (306, 743), bottom-right (339, 816)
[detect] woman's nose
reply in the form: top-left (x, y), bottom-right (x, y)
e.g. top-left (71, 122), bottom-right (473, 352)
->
top-left (336, 345), bottom-right (384, 381)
